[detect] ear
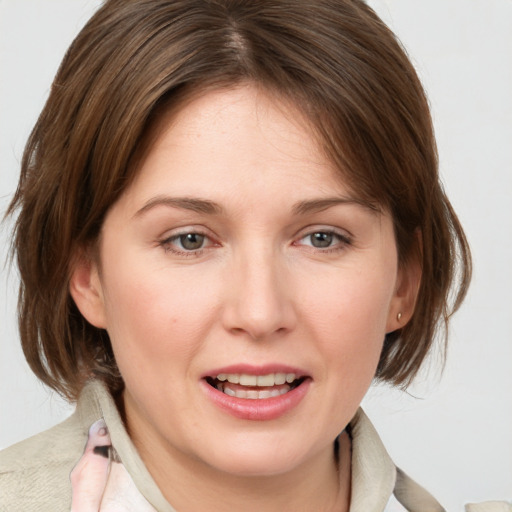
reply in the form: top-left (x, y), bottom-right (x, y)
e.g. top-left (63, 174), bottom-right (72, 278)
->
top-left (69, 251), bottom-right (107, 329)
top-left (386, 249), bottom-right (422, 334)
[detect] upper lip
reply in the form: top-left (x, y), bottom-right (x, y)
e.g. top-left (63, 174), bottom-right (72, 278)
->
top-left (201, 364), bottom-right (309, 379)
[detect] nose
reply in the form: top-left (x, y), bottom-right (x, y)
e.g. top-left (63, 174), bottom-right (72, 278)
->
top-left (221, 247), bottom-right (297, 341)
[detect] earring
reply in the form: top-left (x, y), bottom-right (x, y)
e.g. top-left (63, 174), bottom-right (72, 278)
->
top-left (397, 312), bottom-right (402, 322)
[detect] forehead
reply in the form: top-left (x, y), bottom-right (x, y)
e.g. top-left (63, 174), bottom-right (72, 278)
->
top-left (126, 84), bottom-right (365, 206)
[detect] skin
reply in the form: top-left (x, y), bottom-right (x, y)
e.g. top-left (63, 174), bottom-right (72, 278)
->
top-left (71, 84), bottom-right (420, 511)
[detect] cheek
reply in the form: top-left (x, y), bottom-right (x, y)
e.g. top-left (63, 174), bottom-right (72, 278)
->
top-left (100, 261), bottom-right (222, 369)
top-left (300, 270), bottom-right (393, 386)
top-left (302, 270), bottom-right (394, 341)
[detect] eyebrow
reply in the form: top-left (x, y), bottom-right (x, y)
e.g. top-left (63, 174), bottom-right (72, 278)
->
top-left (134, 196), bottom-right (224, 218)
top-left (291, 197), bottom-right (380, 215)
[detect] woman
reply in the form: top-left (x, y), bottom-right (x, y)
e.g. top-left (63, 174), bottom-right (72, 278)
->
top-left (0, 0), bottom-right (505, 510)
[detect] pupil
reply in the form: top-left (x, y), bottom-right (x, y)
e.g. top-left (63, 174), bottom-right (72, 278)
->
top-left (180, 233), bottom-right (204, 250)
top-left (311, 232), bottom-right (332, 248)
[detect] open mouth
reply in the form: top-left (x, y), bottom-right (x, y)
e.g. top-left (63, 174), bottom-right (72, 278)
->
top-left (205, 372), bottom-right (307, 399)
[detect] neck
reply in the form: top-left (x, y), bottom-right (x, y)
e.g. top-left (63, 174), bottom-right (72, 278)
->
top-left (129, 420), bottom-right (351, 512)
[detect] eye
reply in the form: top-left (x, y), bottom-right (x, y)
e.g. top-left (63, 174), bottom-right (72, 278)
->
top-left (296, 230), bottom-right (351, 250)
top-left (160, 230), bottom-right (215, 255)
top-left (308, 232), bottom-right (335, 248)
top-left (175, 233), bottom-right (207, 251)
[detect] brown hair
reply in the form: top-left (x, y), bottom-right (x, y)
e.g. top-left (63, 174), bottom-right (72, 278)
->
top-left (7, 0), bottom-right (471, 400)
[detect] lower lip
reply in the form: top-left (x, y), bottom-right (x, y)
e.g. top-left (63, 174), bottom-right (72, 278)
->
top-left (200, 379), bottom-right (311, 421)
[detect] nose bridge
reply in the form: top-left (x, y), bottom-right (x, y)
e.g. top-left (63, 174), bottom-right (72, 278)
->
top-left (223, 240), bottom-right (296, 340)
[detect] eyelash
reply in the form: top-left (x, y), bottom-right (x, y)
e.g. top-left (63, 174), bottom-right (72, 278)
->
top-left (159, 230), bottom-right (214, 257)
top-left (294, 229), bottom-right (352, 253)
top-left (159, 228), bottom-right (352, 257)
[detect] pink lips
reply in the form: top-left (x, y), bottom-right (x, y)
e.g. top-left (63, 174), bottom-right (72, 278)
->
top-left (201, 365), bottom-right (311, 421)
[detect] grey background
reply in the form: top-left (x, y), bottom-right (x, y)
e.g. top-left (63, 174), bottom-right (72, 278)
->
top-left (1, 1), bottom-right (511, 509)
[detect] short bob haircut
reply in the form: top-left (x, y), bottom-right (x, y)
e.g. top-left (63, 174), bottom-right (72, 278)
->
top-left (8, 0), bottom-right (471, 401)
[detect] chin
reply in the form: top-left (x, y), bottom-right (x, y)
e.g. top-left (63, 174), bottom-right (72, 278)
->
top-left (197, 433), bottom-right (317, 478)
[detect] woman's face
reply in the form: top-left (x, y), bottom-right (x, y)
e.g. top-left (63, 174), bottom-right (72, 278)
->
top-left (73, 85), bottom-right (413, 479)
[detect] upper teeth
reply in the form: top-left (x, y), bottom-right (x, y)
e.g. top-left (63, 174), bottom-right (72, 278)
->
top-left (216, 373), bottom-right (296, 386)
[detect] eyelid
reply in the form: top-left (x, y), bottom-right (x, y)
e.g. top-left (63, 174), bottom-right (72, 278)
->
top-left (293, 226), bottom-right (353, 250)
top-left (159, 226), bottom-right (219, 255)
top-left (294, 224), bottom-right (352, 240)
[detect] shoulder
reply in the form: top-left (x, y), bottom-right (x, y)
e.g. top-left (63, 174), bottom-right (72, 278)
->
top-left (349, 409), bottom-right (445, 511)
top-left (392, 467), bottom-right (445, 511)
top-left (465, 503), bottom-right (512, 512)
top-left (0, 411), bottom-right (86, 511)
top-left (350, 410), bottom-right (511, 512)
